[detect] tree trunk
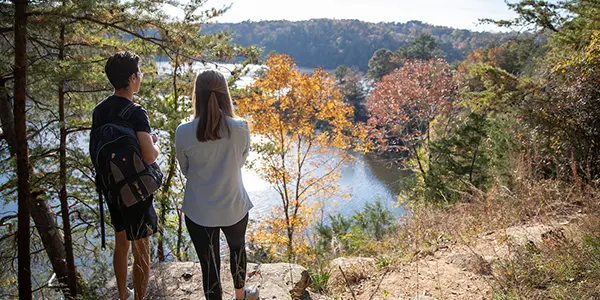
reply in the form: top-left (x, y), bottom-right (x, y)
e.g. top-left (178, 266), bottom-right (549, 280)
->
top-left (279, 126), bottom-right (294, 261)
top-left (0, 79), bottom-right (16, 155)
top-left (14, 0), bottom-right (32, 298)
top-left (58, 23), bottom-right (78, 298)
top-left (469, 139), bottom-right (481, 184)
top-left (286, 227), bottom-right (294, 262)
top-left (0, 49), bottom-right (91, 300)
top-left (176, 208), bottom-right (183, 261)
top-left (427, 121), bottom-right (431, 171)
top-left (31, 191), bottom-right (89, 296)
top-left (0, 82), bottom-right (91, 300)
top-left (412, 144), bottom-right (427, 179)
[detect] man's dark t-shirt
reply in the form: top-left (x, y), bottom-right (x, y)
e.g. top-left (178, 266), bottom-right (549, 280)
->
top-left (92, 95), bottom-right (151, 134)
top-left (91, 95), bottom-right (157, 241)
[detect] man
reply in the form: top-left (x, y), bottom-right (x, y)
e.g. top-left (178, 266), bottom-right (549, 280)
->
top-left (91, 51), bottom-right (160, 300)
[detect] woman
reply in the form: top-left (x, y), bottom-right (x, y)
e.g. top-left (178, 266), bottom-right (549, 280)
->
top-left (175, 70), bottom-right (258, 300)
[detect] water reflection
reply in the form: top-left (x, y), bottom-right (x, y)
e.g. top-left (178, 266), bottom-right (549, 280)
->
top-left (242, 151), bottom-right (408, 219)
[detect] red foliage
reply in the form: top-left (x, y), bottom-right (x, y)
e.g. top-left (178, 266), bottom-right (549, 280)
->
top-left (367, 59), bottom-right (458, 161)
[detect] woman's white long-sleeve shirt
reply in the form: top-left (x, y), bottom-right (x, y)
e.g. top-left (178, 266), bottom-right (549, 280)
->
top-left (175, 116), bottom-right (253, 227)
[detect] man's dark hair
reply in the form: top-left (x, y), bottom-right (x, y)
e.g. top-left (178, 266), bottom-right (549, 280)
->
top-left (105, 51), bottom-right (140, 89)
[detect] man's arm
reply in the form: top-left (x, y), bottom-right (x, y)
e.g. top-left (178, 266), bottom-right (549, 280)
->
top-left (137, 131), bottom-right (160, 164)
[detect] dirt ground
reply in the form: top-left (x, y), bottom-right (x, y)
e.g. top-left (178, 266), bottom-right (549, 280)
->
top-left (335, 213), bottom-right (587, 300)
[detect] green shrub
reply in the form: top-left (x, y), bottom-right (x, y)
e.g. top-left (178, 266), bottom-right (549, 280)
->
top-left (315, 200), bottom-right (395, 256)
top-left (309, 267), bottom-right (331, 294)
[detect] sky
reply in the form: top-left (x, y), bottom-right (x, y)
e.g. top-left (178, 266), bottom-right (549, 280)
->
top-left (167, 0), bottom-right (519, 32)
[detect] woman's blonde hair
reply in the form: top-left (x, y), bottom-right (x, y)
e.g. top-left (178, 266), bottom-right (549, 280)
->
top-left (192, 70), bottom-right (235, 142)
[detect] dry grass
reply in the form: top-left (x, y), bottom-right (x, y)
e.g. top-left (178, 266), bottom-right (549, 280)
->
top-left (492, 214), bottom-right (600, 299)
top-left (371, 157), bottom-right (600, 298)
top-left (392, 155), bottom-right (598, 252)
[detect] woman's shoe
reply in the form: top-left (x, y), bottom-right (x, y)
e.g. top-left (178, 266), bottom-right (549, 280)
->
top-left (234, 286), bottom-right (260, 300)
top-left (244, 286), bottom-right (259, 300)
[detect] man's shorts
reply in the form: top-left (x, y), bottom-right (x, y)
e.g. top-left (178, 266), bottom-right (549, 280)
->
top-left (106, 195), bottom-right (158, 241)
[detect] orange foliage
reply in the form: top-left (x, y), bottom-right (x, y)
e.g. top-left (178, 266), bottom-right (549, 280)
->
top-left (238, 54), bottom-right (369, 260)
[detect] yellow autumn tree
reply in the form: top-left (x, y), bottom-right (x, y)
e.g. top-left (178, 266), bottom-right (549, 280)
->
top-left (237, 54), bottom-right (368, 261)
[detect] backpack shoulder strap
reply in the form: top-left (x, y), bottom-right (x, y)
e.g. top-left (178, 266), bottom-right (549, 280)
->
top-left (117, 102), bottom-right (142, 120)
top-left (98, 189), bottom-right (106, 249)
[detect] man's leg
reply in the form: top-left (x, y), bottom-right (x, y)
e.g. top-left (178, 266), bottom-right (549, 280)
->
top-left (125, 197), bottom-right (158, 300)
top-left (114, 230), bottom-right (131, 300)
top-left (132, 236), bottom-right (150, 300)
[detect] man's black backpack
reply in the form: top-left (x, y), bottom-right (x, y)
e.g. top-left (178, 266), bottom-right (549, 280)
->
top-left (89, 102), bottom-right (163, 248)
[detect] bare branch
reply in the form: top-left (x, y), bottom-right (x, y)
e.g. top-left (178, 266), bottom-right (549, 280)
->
top-left (298, 155), bottom-right (347, 200)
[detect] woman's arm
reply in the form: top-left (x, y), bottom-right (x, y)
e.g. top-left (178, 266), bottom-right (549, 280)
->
top-left (241, 121), bottom-right (251, 167)
top-left (175, 126), bottom-right (189, 176)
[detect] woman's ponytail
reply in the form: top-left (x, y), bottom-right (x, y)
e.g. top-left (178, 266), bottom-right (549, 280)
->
top-left (193, 70), bottom-right (234, 142)
top-left (204, 91), bottom-right (222, 140)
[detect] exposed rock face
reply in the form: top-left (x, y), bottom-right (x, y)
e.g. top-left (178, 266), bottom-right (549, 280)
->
top-left (101, 262), bottom-right (331, 300)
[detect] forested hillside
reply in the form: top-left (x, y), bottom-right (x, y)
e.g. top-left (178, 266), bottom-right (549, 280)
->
top-left (202, 19), bottom-right (516, 69)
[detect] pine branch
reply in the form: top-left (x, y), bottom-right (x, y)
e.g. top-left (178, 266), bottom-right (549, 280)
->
top-left (70, 211), bottom-right (95, 232)
top-left (29, 35), bottom-right (60, 51)
top-left (0, 75), bottom-right (14, 83)
top-left (67, 196), bottom-right (99, 218)
top-left (66, 127), bottom-right (91, 134)
top-left (29, 11), bottom-right (169, 50)
top-left (0, 30), bottom-right (14, 48)
top-left (65, 88), bottom-right (110, 94)
top-left (0, 231), bottom-right (16, 244)
top-left (0, 214), bottom-right (18, 226)
top-left (28, 120), bottom-right (59, 142)
top-left (31, 283), bottom-right (51, 294)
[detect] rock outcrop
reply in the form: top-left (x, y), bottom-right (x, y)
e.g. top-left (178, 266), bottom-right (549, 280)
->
top-left (101, 262), bottom-right (331, 300)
